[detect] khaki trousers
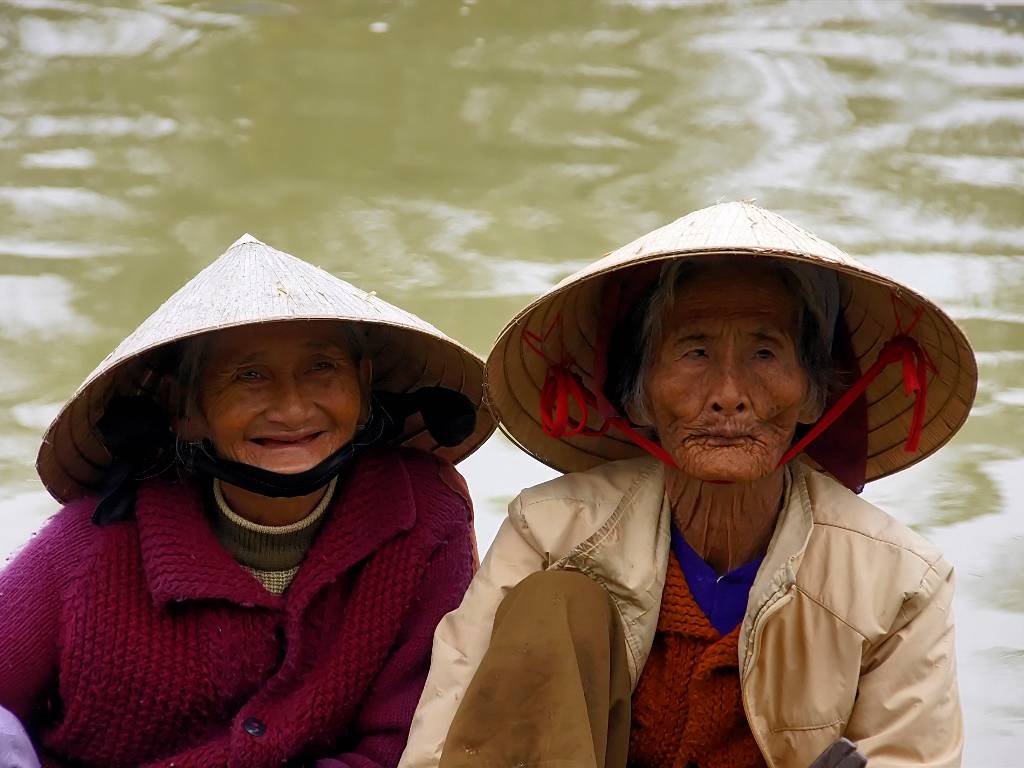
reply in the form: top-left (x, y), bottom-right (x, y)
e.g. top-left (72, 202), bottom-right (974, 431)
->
top-left (439, 570), bottom-right (632, 768)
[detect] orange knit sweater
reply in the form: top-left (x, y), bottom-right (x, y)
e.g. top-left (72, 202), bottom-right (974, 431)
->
top-left (629, 555), bottom-right (766, 768)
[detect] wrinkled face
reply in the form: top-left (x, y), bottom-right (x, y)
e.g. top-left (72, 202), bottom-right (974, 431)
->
top-left (189, 322), bottom-right (371, 474)
top-left (642, 264), bottom-right (817, 483)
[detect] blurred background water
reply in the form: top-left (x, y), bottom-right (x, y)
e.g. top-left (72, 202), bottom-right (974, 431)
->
top-left (0, 0), bottom-right (1021, 763)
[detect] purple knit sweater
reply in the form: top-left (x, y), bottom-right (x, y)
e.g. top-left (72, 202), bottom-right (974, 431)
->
top-left (0, 448), bottom-right (475, 768)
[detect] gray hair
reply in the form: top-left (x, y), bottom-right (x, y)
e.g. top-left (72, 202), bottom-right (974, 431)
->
top-left (173, 335), bottom-right (209, 423)
top-left (610, 258), bottom-right (841, 425)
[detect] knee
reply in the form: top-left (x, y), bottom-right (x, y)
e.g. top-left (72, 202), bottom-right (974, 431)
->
top-left (504, 569), bottom-right (616, 622)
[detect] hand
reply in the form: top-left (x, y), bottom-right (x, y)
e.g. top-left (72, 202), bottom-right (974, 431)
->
top-left (809, 738), bottom-right (867, 768)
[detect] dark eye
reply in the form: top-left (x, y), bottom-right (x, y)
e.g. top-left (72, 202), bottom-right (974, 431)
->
top-left (754, 348), bottom-right (776, 360)
top-left (311, 360), bottom-right (336, 372)
top-left (236, 369), bottom-right (264, 382)
top-left (685, 348), bottom-right (708, 359)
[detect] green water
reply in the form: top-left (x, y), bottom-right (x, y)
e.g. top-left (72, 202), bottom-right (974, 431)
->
top-left (0, 0), bottom-right (1021, 762)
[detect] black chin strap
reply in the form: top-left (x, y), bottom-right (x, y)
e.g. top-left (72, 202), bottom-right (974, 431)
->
top-left (179, 404), bottom-right (388, 499)
top-left (93, 396), bottom-right (174, 525)
top-left (92, 387), bottom-right (477, 525)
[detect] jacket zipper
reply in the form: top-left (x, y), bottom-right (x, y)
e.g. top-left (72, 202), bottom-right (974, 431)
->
top-left (740, 583), bottom-right (795, 768)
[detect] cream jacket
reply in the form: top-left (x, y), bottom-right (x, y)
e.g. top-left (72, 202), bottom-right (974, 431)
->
top-left (400, 459), bottom-right (962, 768)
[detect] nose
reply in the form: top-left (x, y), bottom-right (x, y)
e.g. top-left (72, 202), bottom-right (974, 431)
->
top-left (709, 358), bottom-right (749, 416)
top-left (264, 378), bottom-right (314, 426)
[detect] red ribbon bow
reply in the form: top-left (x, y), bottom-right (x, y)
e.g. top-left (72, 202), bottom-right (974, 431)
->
top-left (524, 319), bottom-right (678, 467)
top-left (524, 293), bottom-right (936, 478)
top-left (780, 296), bottom-right (936, 466)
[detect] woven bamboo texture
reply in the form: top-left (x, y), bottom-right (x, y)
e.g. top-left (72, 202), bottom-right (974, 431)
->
top-left (486, 201), bottom-right (976, 482)
top-left (38, 234), bottom-right (495, 502)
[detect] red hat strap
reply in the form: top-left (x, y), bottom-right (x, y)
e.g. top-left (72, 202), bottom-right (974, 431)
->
top-left (779, 295), bottom-right (936, 467)
top-left (523, 315), bottom-right (679, 469)
top-left (522, 292), bottom-right (935, 482)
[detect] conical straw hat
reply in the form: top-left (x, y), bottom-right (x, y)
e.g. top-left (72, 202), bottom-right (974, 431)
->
top-left (487, 201), bottom-right (976, 482)
top-left (38, 234), bottom-right (496, 503)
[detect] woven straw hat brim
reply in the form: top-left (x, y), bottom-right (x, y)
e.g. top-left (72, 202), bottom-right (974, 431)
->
top-left (38, 234), bottom-right (495, 504)
top-left (486, 202), bottom-right (977, 482)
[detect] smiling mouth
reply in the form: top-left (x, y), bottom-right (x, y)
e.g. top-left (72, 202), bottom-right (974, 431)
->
top-left (251, 432), bottom-right (325, 448)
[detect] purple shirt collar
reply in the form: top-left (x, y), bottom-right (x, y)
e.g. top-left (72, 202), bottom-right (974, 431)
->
top-left (670, 525), bottom-right (763, 636)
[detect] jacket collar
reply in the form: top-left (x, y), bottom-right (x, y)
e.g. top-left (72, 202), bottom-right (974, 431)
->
top-left (283, 451), bottom-right (417, 614)
top-left (550, 457), bottom-right (814, 684)
top-left (135, 479), bottom-right (278, 608)
top-left (555, 458), bottom-right (670, 684)
top-left (135, 450), bottom-right (417, 610)
top-left (737, 462), bottom-right (815, 668)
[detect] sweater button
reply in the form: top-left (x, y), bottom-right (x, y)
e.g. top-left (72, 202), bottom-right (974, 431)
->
top-left (242, 717), bottom-right (266, 737)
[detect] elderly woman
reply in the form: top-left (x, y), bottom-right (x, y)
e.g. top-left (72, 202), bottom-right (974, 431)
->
top-left (0, 235), bottom-right (494, 767)
top-left (400, 203), bottom-right (974, 768)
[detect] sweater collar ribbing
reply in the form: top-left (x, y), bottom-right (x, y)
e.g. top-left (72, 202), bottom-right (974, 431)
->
top-left (134, 450), bottom-right (417, 610)
top-left (211, 477), bottom-right (336, 572)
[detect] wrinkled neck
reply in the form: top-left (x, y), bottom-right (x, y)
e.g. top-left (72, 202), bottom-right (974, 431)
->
top-left (665, 467), bottom-right (786, 574)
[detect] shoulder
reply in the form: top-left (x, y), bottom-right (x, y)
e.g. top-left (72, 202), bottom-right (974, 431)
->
top-left (1, 493), bottom-right (136, 588)
top-left (507, 457), bottom-right (661, 556)
top-left (514, 456), bottom-right (658, 510)
top-left (794, 466), bottom-right (952, 639)
top-left (390, 448), bottom-right (473, 537)
top-left (36, 495), bottom-right (99, 541)
top-left (392, 448), bottom-right (469, 505)
top-left (801, 466), bottom-right (946, 569)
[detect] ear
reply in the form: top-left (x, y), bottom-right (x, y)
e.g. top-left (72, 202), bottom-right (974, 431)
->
top-left (358, 358), bottom-right (374, 424)
top-left (797, 385), bottom-right (823, 425)
top-left (173, 408), bottom-right (210, 443)
top-left (624, 398), bottom-right (652, 428)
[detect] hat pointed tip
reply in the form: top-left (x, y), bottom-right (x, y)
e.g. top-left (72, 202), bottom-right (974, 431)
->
top-left (229, 232), bottom-right (263, 248)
